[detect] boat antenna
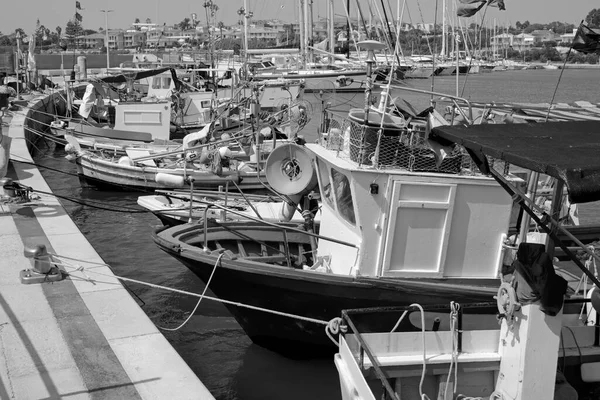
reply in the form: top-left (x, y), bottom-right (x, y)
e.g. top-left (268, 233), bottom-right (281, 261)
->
top-left (544, 20), bottom-right (584, 122)
top-left (358, 40), bottom-right (386, 125)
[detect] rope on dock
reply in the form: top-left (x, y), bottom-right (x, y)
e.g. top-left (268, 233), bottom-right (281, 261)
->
top-left (47, 253), bottom-right (332, 328)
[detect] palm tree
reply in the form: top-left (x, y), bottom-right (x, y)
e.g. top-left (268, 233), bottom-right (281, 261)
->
top-left (178, 18), bottom-right (191, 31)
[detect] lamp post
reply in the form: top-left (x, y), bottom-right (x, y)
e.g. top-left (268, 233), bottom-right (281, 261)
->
top-left (15, 31), bottom-right (21, 99)
top-left (101, 9), bottom-right (114, 69)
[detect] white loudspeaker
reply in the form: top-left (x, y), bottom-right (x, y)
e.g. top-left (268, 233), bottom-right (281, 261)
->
top-left (265, 144), bottom-right (317, 196)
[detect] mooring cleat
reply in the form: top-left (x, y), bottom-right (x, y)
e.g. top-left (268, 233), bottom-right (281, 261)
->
top-left (20, 244), bottom-right (63, 284)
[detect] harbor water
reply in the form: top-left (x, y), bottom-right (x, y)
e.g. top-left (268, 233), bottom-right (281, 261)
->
top-left (31, 69), bottom-right (600, 400)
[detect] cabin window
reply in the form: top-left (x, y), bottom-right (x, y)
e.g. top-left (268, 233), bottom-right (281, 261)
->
top-left (162, 77), bottom-right (172, 89)
top-left (331, 169), bottom-right (356, 225)
top-left (201, 100), bottom-right (211, 108)
top-left (319, 162), bottom-right (334, 208)
top-left (151, 77), bottom-right (161, 89)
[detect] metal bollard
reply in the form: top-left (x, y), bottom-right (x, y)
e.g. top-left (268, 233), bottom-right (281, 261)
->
top-left (20, 244), bottom-right (63, 284)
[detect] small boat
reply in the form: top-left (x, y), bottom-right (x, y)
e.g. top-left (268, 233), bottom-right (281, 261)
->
top-left (65, 125), bottom-right (295, 191)
top-left (543, 63), bottom-right (560, 70)
top-left (138, 189), bottom-right (321, 227)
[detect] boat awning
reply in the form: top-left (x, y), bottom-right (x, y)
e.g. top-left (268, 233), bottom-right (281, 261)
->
top-left (100, 67), bottom-right (180, 87)
top-left (430, 121), bottom-right (600, 204)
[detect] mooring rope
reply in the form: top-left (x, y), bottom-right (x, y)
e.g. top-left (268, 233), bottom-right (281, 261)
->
top-left (158, 253), bottom-right (224, 332)
top-left (47, 253), bottom-right (331, 328)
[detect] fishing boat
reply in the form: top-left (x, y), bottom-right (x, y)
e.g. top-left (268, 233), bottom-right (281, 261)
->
top-left (153, 39), bottom-right (600, 356)
top-left (64, 118), bottom-right (299, 191)
top-left (154, 101), bottom-right (600, 357)
top-left (138, 189), bottom-right (321, 227)
top-left (148, 82), bottom-right (515, 355)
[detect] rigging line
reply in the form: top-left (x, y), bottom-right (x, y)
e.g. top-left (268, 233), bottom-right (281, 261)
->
top-left (369, 0), bottom-right (392, 60)
top-left (353, 0), bottom-right (369, 40)
top-left (10, 158), bottom-right (81, 178)
top-left (341, 0), bottom-right (361, 62)
top-left (53, 256), bottom-right (330, 326)
top-left (414, 0), bottom-right (434, 57)
top-left (159, 192), bottom-right (358, 249)
top-left (460, 4), bottom-right (491, 98)
top-left (26, 187), bottom-right (150, 213)
top-left (430, 0), bottom-right (439, 100)
top-left (544, 21), bottom-right (583, 122)
top-left (379, 0), bottom-right (397, 50)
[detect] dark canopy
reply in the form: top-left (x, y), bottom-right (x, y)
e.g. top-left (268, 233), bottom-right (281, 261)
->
top-left (99, 67), bottom-right (180, 87)
top-left (430, 121), bottom-right (600, 204)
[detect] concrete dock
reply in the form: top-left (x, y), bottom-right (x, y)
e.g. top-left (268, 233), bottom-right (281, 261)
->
top-left (0, 97), bottom-right (214, 399)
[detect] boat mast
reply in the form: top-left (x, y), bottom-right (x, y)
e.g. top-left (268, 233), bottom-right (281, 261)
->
top-left (441, 0), bottom-right (446, 59)
top-left (493, 18), bottom-right (497, 61)
top-left (299, 0), bottom-right (306, 68)
top-left (328, 0), bottom-right (335, 64)
top-left (346, 0), bottom-right (351, 58)
top-left (308, 0), bottom-right (314, 63)
top-left (243, 0), bottom-right (249, 63)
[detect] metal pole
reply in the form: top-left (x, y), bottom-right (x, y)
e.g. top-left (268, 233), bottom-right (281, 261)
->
top-left (101, 10), bottom-right (114, 69)
top-left (299, 0), bottom-right (305, 67)
top-left (244, 0), bottom-right (249, 62)
top-left (328, 0), bottom-right (335, 64)
top-left (346, 0), bottom-right (351, 58)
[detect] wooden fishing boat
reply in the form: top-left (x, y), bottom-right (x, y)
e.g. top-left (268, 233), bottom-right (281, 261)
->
top-left (154, 48), bottom-right (600, 357)
top-left (65, 129), bottom-right (294, 191)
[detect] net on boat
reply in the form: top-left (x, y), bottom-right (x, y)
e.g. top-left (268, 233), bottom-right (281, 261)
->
top-left (321, 110), bottom-right (476, 174)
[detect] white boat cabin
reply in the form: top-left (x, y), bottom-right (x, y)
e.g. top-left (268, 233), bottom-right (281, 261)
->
top-left (309, 110), bottom-right (519, 280)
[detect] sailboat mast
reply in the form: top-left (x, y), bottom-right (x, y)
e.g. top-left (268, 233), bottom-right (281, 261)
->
top-left (299, 0), bottom-right (306, 67)
top-left (243, 0), bottom-right (249, 62)
top-left (329, 0), bottom-right (335, 64)
top-left (346, 0), bottom-right (351, 59)
top-left (441, 0), bottom-right (446, 58)
top-left (308, 0), bottom-right (314, 61)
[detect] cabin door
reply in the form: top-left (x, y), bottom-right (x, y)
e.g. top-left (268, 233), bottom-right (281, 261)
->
top-left (381, 180), bottom-right (456, 277)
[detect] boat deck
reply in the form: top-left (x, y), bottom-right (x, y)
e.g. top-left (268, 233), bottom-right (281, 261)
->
top-left (0, 96), bottom-right (214, 399)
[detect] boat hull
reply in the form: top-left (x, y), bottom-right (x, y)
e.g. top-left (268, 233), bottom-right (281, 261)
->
top-left (74, 155), bottom-right (268, 191)
top-left (256, 70), bottom-right (367, 92)
top-left (154, 224), bottom-right (501, 357)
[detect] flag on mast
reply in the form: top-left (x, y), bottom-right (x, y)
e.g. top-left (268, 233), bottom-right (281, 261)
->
top-left (457, 0), bottom-right (505, 17)
top-left (76, 1), bottom-right (82, 10)
top-left (572, 23), bottom-right (600, 54)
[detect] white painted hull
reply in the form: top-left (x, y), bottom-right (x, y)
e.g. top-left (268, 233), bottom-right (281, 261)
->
top-left (75, 154), bottom-right (269, 191)
top-left (255, 70), bottom-right (367, 92)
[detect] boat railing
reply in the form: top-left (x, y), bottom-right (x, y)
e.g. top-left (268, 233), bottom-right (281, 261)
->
top-left (339, 298), bottom-right (599, 400)
top-left (320, 109), bottom-right (476, 175)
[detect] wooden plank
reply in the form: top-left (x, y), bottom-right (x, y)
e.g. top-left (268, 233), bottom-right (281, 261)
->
top-left (237, 240), bottom-right (248, 257)
top-left (260, 243), bottom-right (268, 257)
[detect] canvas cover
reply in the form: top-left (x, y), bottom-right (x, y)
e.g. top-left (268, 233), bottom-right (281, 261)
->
top-left (100, 67), bottom-right (180, 88)
top-left (430, 121), bottom-right (600, 204)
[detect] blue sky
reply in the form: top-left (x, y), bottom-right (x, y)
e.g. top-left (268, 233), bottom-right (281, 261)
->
top-left (0, 0), bottom-right (597, 35)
